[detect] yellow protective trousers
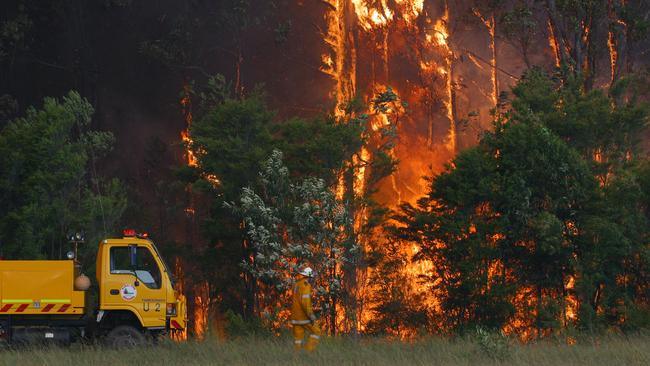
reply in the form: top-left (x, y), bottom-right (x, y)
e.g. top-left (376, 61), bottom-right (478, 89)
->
top-left (292, 320), bottom-right (321, 351)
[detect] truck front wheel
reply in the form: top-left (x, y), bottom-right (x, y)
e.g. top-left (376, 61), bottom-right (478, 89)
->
top-left (105, 325), bottom-right (146, 348)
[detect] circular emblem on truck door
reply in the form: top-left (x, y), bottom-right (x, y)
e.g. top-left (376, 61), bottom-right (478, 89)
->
top-left (120, 284), bottom-right (137, 301)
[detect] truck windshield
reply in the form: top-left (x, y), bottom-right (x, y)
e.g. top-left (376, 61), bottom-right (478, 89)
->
top-left (110, 246), bottom-right (162, 289)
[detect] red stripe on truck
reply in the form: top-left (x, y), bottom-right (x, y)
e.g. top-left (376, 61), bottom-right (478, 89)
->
top-left (58, 304), bottom-right (70, 312)
top-left (16, 304), bottom-right (28, 312)
top-left (171, 320), bottom-right (181, 329)
top-left (42, 304), bottom-right (55, 312)
top-left (0, 304), bottom-right (12, 312)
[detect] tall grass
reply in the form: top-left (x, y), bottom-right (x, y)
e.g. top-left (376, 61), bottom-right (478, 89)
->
top-left (1, 334), bottom-right (648, 366)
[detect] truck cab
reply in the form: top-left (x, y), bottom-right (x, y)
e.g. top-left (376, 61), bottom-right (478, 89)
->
top-left (95, 230), bottom-right (186, 345)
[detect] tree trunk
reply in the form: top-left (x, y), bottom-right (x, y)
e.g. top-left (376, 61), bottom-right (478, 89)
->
top-left (242, 236), bottom-right (256, 319)
top-left (234, 44), bottom-right (244, 98)
top-left (490, 13), bottom-right (498, 110)
top-left (343, 166), bottom-right (359, 335)
top-left (546, 0), bottom-right (572, 70)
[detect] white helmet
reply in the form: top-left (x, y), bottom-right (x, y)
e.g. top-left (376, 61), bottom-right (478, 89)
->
top-left (299, 267), bottom-right (314, 278)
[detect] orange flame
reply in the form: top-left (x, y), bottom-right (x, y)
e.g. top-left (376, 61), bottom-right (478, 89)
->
top-left (437, 4), bottom-right (455, 153)
top-left (171, 258), bottom-right (188, 341)
top-left (565, 275), bottom-right (578, 323)
top-left (607, 30), bottom-right (617, 84)
top-left (320, 0), bottom-right (579, 339)
top-left (179, 83), bottom-right (220, 340)
top-left (180, 85), bottom-right (221, 188)
top-left (321, 0), bottom-right (357, 117)
top-left (547, 19), bottom-right (561, 68)
top-left (193, 281), bottom-right (211, 340)
top-left (351, 0), bottom-right (424, 30)
top-left (180, 87), bottom-right (198, 167)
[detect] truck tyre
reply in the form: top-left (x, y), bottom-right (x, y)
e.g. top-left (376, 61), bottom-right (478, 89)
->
top-left (105, 325), bottom-right (146, 348)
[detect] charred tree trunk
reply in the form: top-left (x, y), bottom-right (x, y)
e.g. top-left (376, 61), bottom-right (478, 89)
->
top-left (546, 0), bottom-right (608, 90)
top-left (472, 7), bottom-right (499, 109)
top-left (536, 285), bottom-right (543, 339)
top-left (490, 13), bottom-right (498, 110)
top-left (582, 6), bottom-right (597, 91)
top-left (546, 0), bottom-right (574, 72)
top-left (234, 45), bottom-right (244, 98)
top-left (242, 235), bottom-right (256, 320)
top-left (329, 243), bottom-right (338, 336)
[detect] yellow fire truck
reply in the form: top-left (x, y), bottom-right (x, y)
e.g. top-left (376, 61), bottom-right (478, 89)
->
top-left (0, 230), bottom-right (186, 346)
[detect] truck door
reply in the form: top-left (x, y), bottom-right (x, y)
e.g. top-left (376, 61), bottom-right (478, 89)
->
top-left (104, 245), bottom-right (167, 328)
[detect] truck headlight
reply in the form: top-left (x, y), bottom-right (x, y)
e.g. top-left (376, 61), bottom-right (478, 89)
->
top-left (166, 303), bottom-right (177, 316)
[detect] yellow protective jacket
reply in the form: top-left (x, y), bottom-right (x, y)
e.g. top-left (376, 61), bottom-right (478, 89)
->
top-left (290, 277), bottom-right (314, 325)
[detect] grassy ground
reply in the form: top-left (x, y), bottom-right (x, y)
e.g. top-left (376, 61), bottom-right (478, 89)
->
top-left (0, 335), bottom-right (648, 366)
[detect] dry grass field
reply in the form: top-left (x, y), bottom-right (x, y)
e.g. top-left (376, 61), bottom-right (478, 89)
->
top-left (0, 334), bottom-right (649, 366)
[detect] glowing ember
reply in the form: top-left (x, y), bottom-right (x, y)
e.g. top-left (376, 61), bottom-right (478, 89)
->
top-left (204, 173), bottom-right (221, 187)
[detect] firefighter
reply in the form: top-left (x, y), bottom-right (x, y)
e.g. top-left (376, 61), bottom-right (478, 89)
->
top-left (290, 267), bottom-right (320, 351)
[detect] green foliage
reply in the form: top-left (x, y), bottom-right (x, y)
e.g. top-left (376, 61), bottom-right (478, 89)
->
top-left (335, 88), bottom-right (402, 333)
top-left (273, 116), bottom-right (363, 185)
top-left (473, 326), bottom-right (511, 361)
top-left (186, 85), bottom-right (365, 320)
top-left (501, 4), bottom-right (536, 41)
top-left (400, 119), bottom-right (593, 332)
top-left (0, 8), bottom-right (32, 61)
top-left (215, 0), bottom-right (256, 32)
top-left (190, 90), bottom-right (274, 197)
top-left (224, 309), bottom-right (273, 338)
top-left (512, 68), bottom-right (647, 170)
top-left (0, 94), bottom-right (19, 123)
top-left (227, 149), bottom-right (355, 330)
top-left (193, 75), bottom-right (232, 114)
top-left (618, 1), bottom-right (650, 42)
top-left (395, 70), bottom-right (649, 335)
top-left (273, 20), bottom-right (292, 44)
top-left (0, 91), bottom-right (126, 260)
top-left (364, 235), bottom-right (428, 337)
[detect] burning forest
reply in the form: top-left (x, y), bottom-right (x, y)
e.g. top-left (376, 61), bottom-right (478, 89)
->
top-left (2, 0), bottom-right (650, 345)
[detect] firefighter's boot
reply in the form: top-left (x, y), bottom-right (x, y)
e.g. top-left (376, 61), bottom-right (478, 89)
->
top-left (292, 324), bottom-right (305, 350)
top-left (305, 322), bottom-right (321, 351)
